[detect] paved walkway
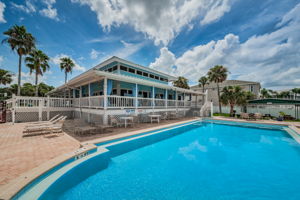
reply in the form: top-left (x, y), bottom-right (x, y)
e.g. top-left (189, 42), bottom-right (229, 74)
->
top-left (0, 123), bottom-right (80, 187)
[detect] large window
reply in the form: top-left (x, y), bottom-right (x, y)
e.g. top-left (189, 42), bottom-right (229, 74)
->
top-left (121, 89), bottom-right (133, 96)
top-left (128, 68), bottom-right (135, 73)
top-left (137, 70), bottom-right (142, 75)
top-left (143, 72), bottom-right (148, 77)
top-left (120, 65), bottom-right (128, 71)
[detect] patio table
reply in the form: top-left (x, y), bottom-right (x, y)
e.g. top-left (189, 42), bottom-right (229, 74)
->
top-left (120, 116), bottom-right (134, 128)
top-left (149, 114), bottom-right (161, 123)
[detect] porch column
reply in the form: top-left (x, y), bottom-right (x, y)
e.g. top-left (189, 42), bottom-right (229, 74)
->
top-left (79, 86), bottom-right (82, 118)
top-left (88, 83), bottom-right (91, 108)
top-left (73, 89), bottom-right (75, 99)
top-left (117, 63), bottom-right (121, 74)
top-left (103, 77), bottom-right (108, 125)
top-left (135, 83), bottom-right (138, 110)
top-left (175, 89), bottom-right (178, 109)
top-left (152, 86), bottom-right (155, 110)
top-left (165, 89), bottom-right (168, 109)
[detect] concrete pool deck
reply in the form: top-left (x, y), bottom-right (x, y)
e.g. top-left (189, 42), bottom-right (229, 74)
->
top-left (0, 117), bottom-right (300, 199)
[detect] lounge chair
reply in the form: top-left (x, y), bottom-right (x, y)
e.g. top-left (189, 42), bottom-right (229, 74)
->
top-left (25, 116), bottom-right (66, 128)
top-left (240, 112), bottom-right (249, 120)
top-left (28, 114), bottom-right (60, 125)
top-left (254, 113), bottom-right (262, 120)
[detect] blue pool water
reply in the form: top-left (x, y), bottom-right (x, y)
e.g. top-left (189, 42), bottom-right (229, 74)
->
top-left (40, 122), bottom-right (300, 200)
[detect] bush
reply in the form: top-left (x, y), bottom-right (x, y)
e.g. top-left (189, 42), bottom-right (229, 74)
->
top-left (213, 113), bottom-right (231, 117)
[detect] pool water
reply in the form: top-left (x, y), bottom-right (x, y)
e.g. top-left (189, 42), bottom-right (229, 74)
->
top-left (41, 122), bottom-right (300, 200)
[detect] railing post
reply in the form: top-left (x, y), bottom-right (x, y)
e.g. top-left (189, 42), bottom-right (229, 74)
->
top-left (152, 86), bottom-right (155, 110)
top-left (47, 95), bottom-right (50, 120)
top-left (79, 86), bottom-right (82, 118)
top-left (165, 89), bottom-right (168, 109)
top-left (175, 89), bottom-right (178, 110)
top-left (38, 98), bottom-right (43, 121)
top-left (12, 94), bottom-right (16, 124)
top-left (88, 82), bottom-right (91, 108)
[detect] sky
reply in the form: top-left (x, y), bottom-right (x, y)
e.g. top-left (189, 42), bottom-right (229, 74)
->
top-left (0, 0), bottom-right (299, 90)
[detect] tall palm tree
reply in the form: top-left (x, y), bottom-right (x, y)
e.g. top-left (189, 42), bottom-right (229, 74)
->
top-left (207, 65), bottom-right (228, 113)
top-left (25, 49), bottom-right (50, 96)
top-left (260, 88), bottom-right (270, 99)
top-left (198, 76), bottom-right (208, 103)
top-left (60, 57), bottom-right (75, 83)
top-left (220, 86), bottom-right (245, 116)
top-left (173, 76), bottom-right (190, 89)
top-left (0, 69), bottom-right (13, 85)
top-left (2, 25), bottom-right (36, 96)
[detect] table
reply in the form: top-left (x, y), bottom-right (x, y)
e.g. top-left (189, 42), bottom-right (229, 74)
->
top-left (120, 116), bottom-right (133, 128)
top-left (149, 114), bottom-right (161, 123)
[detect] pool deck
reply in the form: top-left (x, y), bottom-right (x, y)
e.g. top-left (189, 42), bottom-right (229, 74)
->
top-left (0, 117), bottom-right (300, 199)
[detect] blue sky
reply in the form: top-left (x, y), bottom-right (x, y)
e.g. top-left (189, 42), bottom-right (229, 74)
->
top-left (0, 0), bottom-right (299, 89)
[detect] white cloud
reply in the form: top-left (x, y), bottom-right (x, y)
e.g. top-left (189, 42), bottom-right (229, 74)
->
top-left (39, 0), bottom-right (58, 20)
top-left (150, 3), bottom-right (300, 89)
top-left (0, 1), bottom-right (6, 23)
top-left (52, 54), bottom-right (86, 72)
top-left (0, 55), bottom-right (4, 65)
top-left (71, 0), bottom-right (233, 45)
top-left (90, 49), bottom-right (100, 59)
top-left (149, 47), bottom-right (176, 74)
top-left (11, 0), bottom-right (36, 14)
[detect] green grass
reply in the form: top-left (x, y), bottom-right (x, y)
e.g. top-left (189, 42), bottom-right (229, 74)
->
top-left (213, 113), bottom-right (231, 117)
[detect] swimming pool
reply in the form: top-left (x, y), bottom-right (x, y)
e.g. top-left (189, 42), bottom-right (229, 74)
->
top-left (16, 120), bottom-right (300, 199)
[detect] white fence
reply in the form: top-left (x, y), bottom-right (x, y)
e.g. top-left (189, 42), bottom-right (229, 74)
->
top-left (213, 105), bottom-right (298, 118)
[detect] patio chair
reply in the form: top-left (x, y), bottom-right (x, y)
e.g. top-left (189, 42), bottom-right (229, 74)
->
top-left (161, 112), bottom-right (168, 120)
top-left (23, 119), bottom-right (66, 136)
top-left (254, 113), bottom-right (263, 120)
top-left (240, 112), bottom-right (249, 120)
top-left (110, 116), bottom-right (123, 127)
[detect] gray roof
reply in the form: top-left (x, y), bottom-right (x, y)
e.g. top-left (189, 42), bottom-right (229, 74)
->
top-left (191, 80), bottom-right (261, 89)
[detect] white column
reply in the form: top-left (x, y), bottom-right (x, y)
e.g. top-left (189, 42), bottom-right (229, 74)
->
top-left (12, 94), bottom-right (16, 124)
top-left (103, 77), bottom-right (108, 125)
top-left (88, 83), bottom-right (91, 108)
top-left (38, 98), bottom-right (43, 121)
top-left (165, 89), bottom-right (168, 109)
top-left (79, 86), bottom-right (82, 118)
top-left (152, 86), bottom-right (155, 110)
top-left (135, 83), bottom-right (138, 110)
top-left (47, 95), bottom-right (50, 120)
top-left (175, 89), bottom-right (178, 109)
top-left (117, 63), bottom-right (121, 74)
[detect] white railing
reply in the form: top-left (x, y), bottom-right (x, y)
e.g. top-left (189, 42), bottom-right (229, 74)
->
top-left (107, 96), bottom-right (135, 108)
top-left (154, 99), bottom-right (165, 107)
top-left (49, 98), bottom-right (73, 107)
top-left (138, 97), bottom-right (152, 107)
top-left (80, 97), bottom-right (90, 107)
top-left (167, 100), bottom-right (176, 107)
top-left (90, 96), bottom-right (104, 108)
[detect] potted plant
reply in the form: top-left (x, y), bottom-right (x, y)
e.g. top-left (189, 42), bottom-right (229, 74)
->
top-left (277, 111), bottom-right (285, 121)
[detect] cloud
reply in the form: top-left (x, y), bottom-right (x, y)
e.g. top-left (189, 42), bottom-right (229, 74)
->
top-left (90, 49), bottom-right (100, 59)
top-left (52, 54), bottom-right (86, 72)
top-left (0, 1), bottom-right (6, 23)
top-left (150, 3), bottom-right (300, 89)
top-left (0, 55), bottom-right (4, 65)
top-left (71, 0), bottom-right (233, 45)
top-left (11, 0), bottom-right (36, 14)
top-left (39, 0), bottom-right (59, 20)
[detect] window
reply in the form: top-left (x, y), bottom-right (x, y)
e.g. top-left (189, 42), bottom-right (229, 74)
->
top-left (121, 89), bottom-right (133, 96)
top-left (128, 68), bottom-right (135, 73)
top-left (108, 68), bottom-right (113, 72)
top-left (112, 89), bottom-right (117, 95)
top-left (160, 77), bottom-right (164, 81)
top-left (150, 74), bottom-right (154, 78)
top-left (155, 76), bottom-right (159, 80)
top-left (137, 70), bottom-right (142, 75)
top-left (250, 85), bottom-right (254, 92)
top-left (120, 65), bottom-right (128, 71)
top-left (143, 72), bottom-right (148, 77)
top-left (112, 65), bottom-right (117, 71)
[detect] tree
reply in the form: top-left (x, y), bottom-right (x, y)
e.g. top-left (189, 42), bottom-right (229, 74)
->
top-left (173, 76), bottom-right (190, 89)
top-left (198, 76), bottom-right (208, 102)
top-left (60, 57), bottom-right (75, 84)
top-left (25, 49), bottom-right (50, 96)
top-left (21, 83), bottom-right (36, 96)
top-left (2, 25), bottom-right (36, 96)
top-left (260, 88), bottom-right (270, 99)
top-left (220, 86), bottom-right (249, 116)
top-left (207, 65), bottom-right (228, 113)
top-left (38, 82), bottom-right (54, 97)
top-left (0, 69), bottom-right (13, 85)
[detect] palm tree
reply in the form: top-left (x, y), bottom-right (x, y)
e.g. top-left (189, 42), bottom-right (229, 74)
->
top-left (207, 65), bottom-right (228, 113)
top-left (220, 86), bottom-right (245, 116)
top-left (2, 25), bottom-right (36, 96)
top-left (60, 57), bottom-right (75, 83)
top-left (173, 76), bottom-right (190, 89)
top-left (198, 76), bottom-right (208, 103)
top-left (260, 88), bottom-right (270, 99)
top-left (0, 69), bottom-right (13, 85)
top-left (25, 49), bottom-right (50, 96)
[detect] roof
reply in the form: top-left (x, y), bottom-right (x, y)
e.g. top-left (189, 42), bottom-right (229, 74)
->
top-left (94, 56), bottom-right (177, 81)
top-left (248, 98), bottom-right (300, 104)
top-left (191, 80), bottom-right (261, 89)
top-left (48, 69), bottom-right (203, 95)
